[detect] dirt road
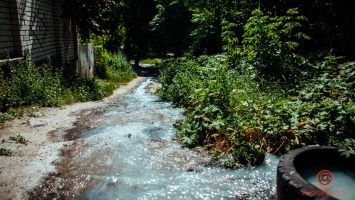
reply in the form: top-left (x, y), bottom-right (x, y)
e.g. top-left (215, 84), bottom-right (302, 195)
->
top-left (0, 77), bottom-right (147, 200)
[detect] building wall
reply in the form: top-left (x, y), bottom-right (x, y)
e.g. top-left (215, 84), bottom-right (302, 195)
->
top-left (0, 0), bottom-right (78, 65)
top-left (0, 0), bottom-right (21, 59)
top-left (52, 0), bottom-right (78, 65)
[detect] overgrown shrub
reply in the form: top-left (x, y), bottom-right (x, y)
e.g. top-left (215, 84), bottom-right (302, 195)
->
top-left (1, 47), bottom-right (135, 125)
top-left (159, 56), bottom-right (285, 165)
top-left (0, 49), bottom-right (62, 112)
top-left (94, 45), bottom-right (110, 79)
top-left (158, 8), bottom-right (355, 167)
top-left (94, 45), bottom-right (136, 82)
top-left (158, 54), bottom-right (355, 167)
top-left (223, 8), bottom-right (310, 84)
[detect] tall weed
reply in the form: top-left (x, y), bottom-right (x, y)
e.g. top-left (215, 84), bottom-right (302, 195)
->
top-left (94, 45), bottom-right (137, 82)
top-left (1, 47), bottom-right (135, 125)
top-left (158, 55), bottom-right (355, 166)
top-left (0, 50), bottom-right (62, 112)
top-left (159, 56), bottom-right (286, 165)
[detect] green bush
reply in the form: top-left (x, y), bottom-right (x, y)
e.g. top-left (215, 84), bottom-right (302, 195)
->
top-left (94, 45), bottom-right (137, 82)
top-left (158, 54), bottom-right (355, 166)
top-left (94, 45), bottom-right (110, 79)
top-left (158, 8), bottom-right (355, 167)
top-left (223, 8), bottom-right (310, 83)
top-left (159, 56), bottom-right (283, 165)
top-left (0, 148), bottom-right (12, 156)
top-left (0, 47), bottom-right (134, 125)
top-left (0, 50), bottom-right (62, 112)
top-left (107, 51), bottom-right (137, 83)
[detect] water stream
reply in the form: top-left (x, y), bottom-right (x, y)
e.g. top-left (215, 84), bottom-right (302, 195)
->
top-left (72, 77), bottom-right (279, 199)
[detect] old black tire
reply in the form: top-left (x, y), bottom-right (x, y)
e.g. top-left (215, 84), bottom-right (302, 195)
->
top-left (276, 146), bottom-right (353, 200)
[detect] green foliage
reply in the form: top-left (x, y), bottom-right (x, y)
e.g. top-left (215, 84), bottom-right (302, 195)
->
top-left (0, 148), bottom-right (12, 156)
top-left (0, 113), bottom-right (11, 124)
top-left (293, 57), bottom-right (355, 143)
top-left (106, 0), bottom-right (157, 65)
top-left (67, 78), bottom-right (112, 102)
top-left (188, 2), bottom-right (223, 55)
top-left (0, 47), bottom-right (136, 125)
top-left (94, 45), bottom-right (137, 83)
top-left (159, 55), bottom-right (284, 165)
top-left (0, 50), bottom-right (62, 112)
top-left (156, 0), bottom-right (355, 60)
top-left (138, 57), bottom-right (165, 65)
top-left (62, 0), bottom-right (114, 37)
top-left (9, 135), bottom-right (28, 145)
top-left (239, 8), bottom-right (310, 82)
top-left (0, 107), bottom-right (38, 124)
top-left (150, 1), bottom-right (192, 56)
top-left (339, 138), bottom-right (355, 158)
top-left (94, 45), bottom-right (110, 79)
top-left (157, 7), bottom-right (355, 166)
top-left (159, 54), bottom-right (355, 166)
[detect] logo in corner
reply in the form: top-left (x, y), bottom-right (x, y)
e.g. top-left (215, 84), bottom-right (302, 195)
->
top-left (316, 169), bottom-right (333, 187)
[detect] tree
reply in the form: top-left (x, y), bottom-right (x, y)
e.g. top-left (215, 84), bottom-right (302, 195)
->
top-left (64, 0), bottom-right (355, 62)
top-left (63, 0), bottom-right (158, 68)
top-left (150, 0), bottom-right (193, 56)
top-left (111, 0), bottom-right (157, 67)
top-left (241, 8), bottom-right (310, 83)
top-left (61, 0), bottom-right (114, 39)
top-left (188, 1), bottom-right (224, 55)
top-left (170, 0), bottom-right (256, 56)
top-left (258, 0), bottom-right (355, 59)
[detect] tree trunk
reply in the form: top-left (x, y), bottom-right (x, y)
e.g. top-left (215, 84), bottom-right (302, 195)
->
top-left (134, 47), bottom-right (141, 68)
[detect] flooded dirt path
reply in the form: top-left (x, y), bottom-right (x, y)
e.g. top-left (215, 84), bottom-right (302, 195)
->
top-left (28, 77), bottom-right (278, 200)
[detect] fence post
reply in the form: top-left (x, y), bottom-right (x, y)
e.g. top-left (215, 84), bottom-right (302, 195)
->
top-left (79, 44), bottom-right (94, 79)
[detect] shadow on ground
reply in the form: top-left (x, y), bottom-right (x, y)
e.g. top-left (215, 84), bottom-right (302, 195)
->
top-left (133, 64), bottom-right (160, 77)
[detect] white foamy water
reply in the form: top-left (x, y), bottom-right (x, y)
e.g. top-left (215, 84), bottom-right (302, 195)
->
top-left (72, 78), bottom-right (279, 200)
top-left (302, 167), bottom-right (355, 200)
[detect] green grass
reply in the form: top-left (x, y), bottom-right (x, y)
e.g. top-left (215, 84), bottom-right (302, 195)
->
top-left (9, 135), bottom-right (28, 145)
top-left (0, 148), bottom-right (12, 156)
top-left (130, 55), bottom-right (172, 66)
top-left (0, 47), bottom-right (137, 125)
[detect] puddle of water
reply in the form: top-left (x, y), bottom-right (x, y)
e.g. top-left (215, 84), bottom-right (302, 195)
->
top-left (300, 164), bottom-right (355, 200)
top-left (72, 78), bottom-right (279, 200)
